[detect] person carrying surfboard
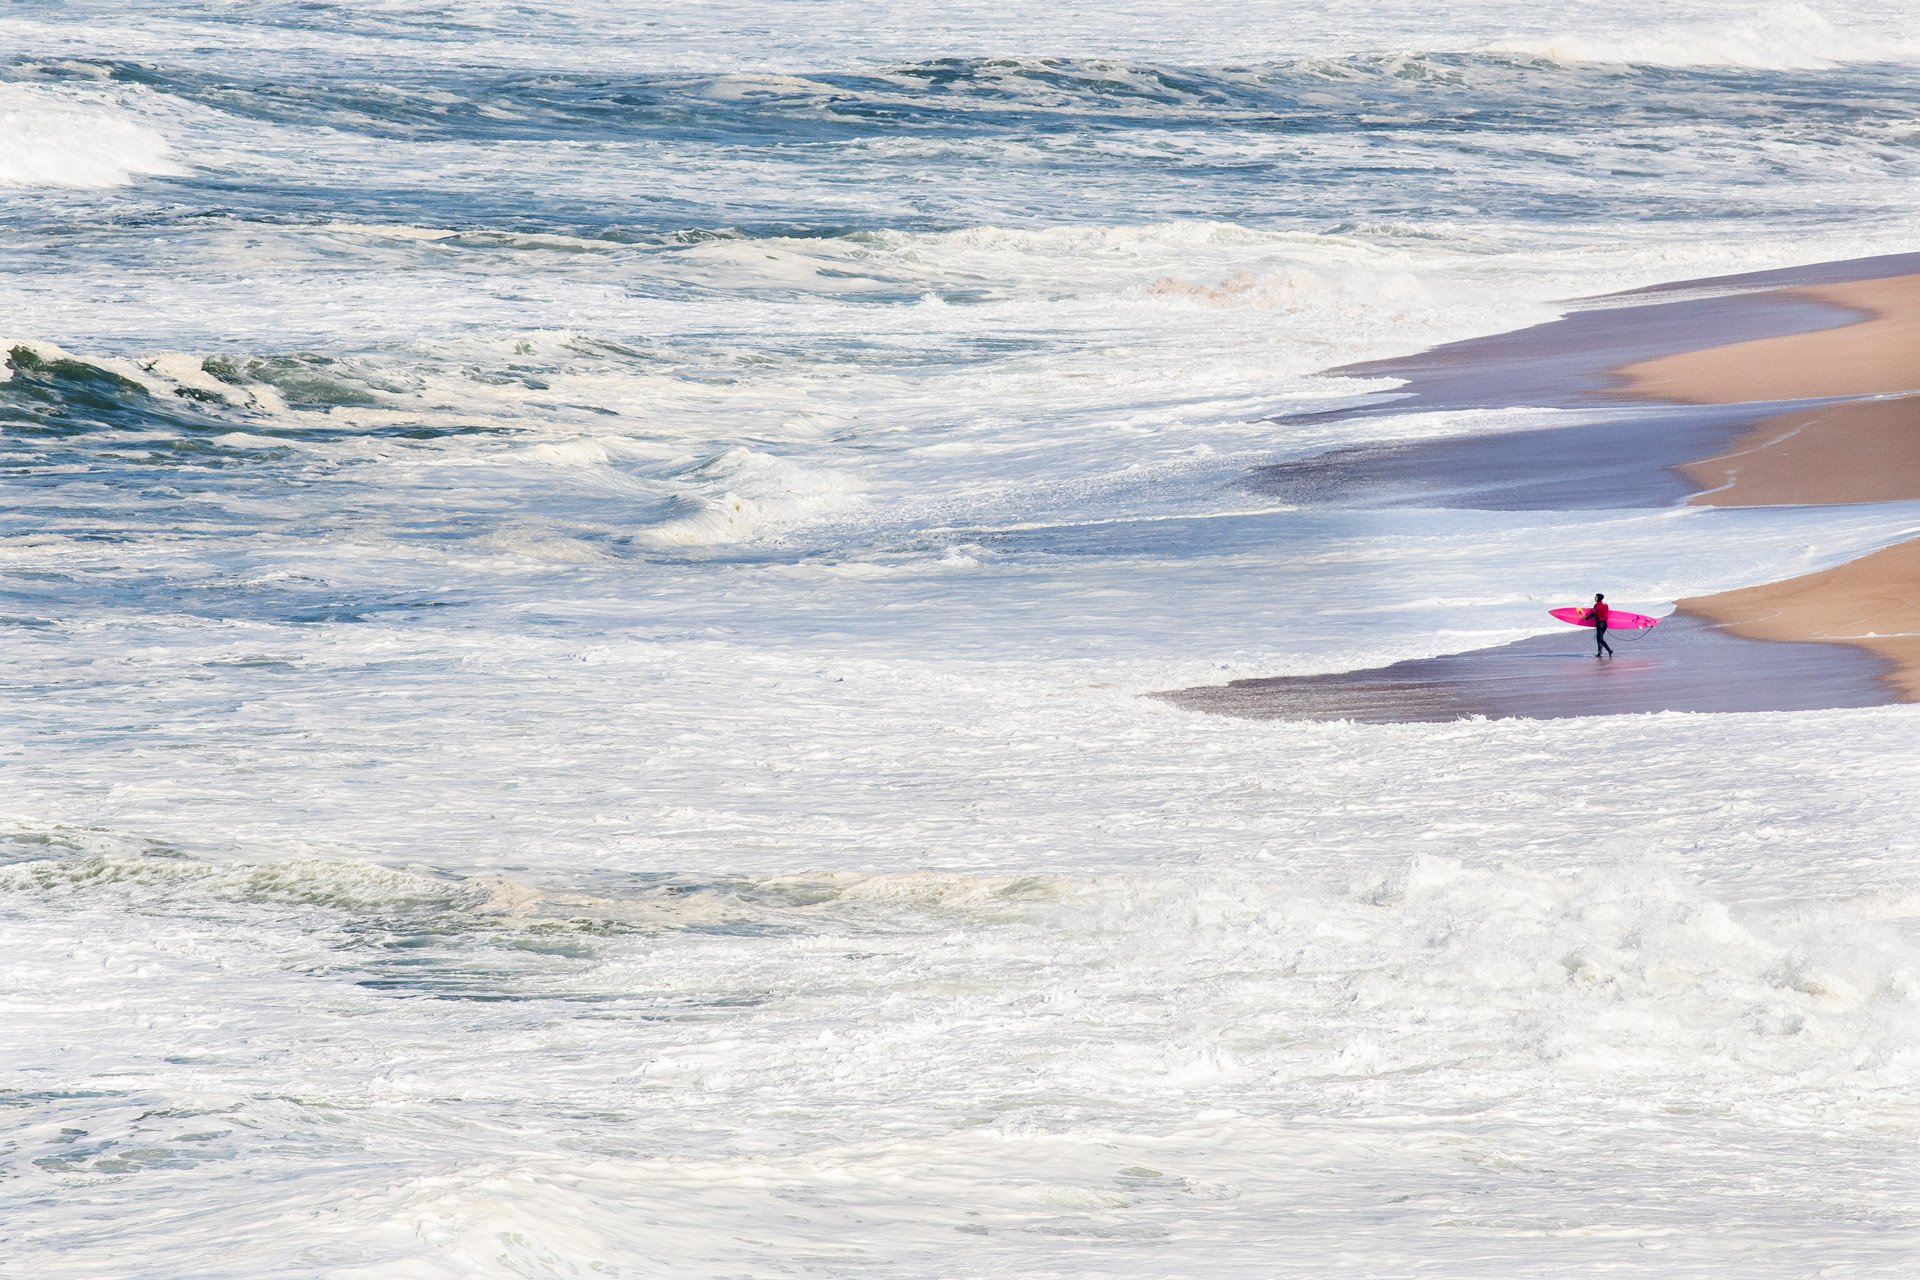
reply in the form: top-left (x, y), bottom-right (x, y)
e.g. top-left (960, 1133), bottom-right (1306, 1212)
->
top-left (1547, 600), bottom-right (1656, 641)
top-left (1585, 593), bottom-right (1612, 658)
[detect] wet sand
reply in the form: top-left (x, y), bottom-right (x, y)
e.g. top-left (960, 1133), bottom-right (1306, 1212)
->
top-left (1683, 394), bottom-right (1920, 507)
top-left (1318, 293), bottom-right (1848, 415)
top-left (1189, 254), bottom-right (1920, 723)
top-left (1619, 274), bottom-right (1920, 405)
top-left (1251, 401), bottom-right (1761, 511)
top-left (1619, 271), bottom-right (1920, 699)
top-left (1249, 260), bottom-right (1911, 512)
top-left (1251, 257), bottom-right (1920, 513)
top-left (1610, 250), bottom-right (1920, 297)
top-left (1678, 538), bottom-right (1920, 701)
top-left (1256, 387), bottom-right (1920, 515)
top-left (1158, 616), bottom-right (1895, 723)
top-left (1310, 251), bottom-right (1920, 417)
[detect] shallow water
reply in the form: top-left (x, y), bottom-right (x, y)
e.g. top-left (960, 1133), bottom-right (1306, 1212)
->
top-left (1164, 613), bottom-right (1900, 720)
top-left (4, 2), bottom-right (1920, 1275)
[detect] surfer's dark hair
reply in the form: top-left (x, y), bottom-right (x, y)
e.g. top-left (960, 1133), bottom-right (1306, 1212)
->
top-left (1595, 593), bottom-right (1605, 600)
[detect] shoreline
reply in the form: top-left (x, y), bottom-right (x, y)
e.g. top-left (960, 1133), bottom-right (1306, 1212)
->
top-left (1677, 537), bottom-right (1920, 702)
top-left (1680, 395), bottom-right (1920, 508)
top-left (1176, 254), bottom-right (1920, 722)
top-left (1615, 273), bottom-right (1920, 406)
top-left (1159, 615), bottom-right (1896, 723)
top-left (1627, 270), bottom-right (1920, 696)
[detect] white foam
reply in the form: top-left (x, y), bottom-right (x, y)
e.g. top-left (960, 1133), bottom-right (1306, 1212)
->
top-left (634, 447), bottom-right (865, 545)
top-left (1484, 2), bottom-right (1920, 69)
top-left (0, 83), bottom-right (184, 188)
top-left (2, 842), bottom-right (1914, 1275)
top-left (6, 5), bottom-right (1920, 1273)
top-left (8, 0), bottom-right (1920, 71)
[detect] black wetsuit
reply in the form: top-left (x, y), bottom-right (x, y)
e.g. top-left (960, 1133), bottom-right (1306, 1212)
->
top-left (1593, 610), bottom-right (1612, 656)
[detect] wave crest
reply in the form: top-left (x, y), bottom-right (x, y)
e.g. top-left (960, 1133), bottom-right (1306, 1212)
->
top-left (0, 83), bottom-right (183, 188)
top-left (635, 448), bottom-right (863, 546)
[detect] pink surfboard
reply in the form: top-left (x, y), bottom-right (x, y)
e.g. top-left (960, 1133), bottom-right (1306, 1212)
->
top-left (1550, 606), bottom-right (1658, 630)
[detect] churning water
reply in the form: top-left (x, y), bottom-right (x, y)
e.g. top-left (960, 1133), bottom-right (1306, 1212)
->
top-left (4, 1), bottom-right (1920, 1274)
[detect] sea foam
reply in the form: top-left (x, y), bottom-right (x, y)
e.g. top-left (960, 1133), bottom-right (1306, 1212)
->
top-left (0, 84), bottom-right (184, 188)
top-left (1483, 2), bottom-right (1920, 69)
top-left (4, 6), bottom-right (1920, 1275)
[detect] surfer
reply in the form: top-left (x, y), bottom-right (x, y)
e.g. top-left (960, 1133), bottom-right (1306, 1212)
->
top-left (1585, 593), bottom-right (1612, 658)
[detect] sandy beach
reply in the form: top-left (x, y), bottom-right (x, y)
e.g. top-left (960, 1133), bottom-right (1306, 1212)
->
top-left (1682, 394), bottom-right (1920, 507)
top-left (1679, 537), bottom-right (1920, 700)
top-left (1617, 273), bottom-right (1920, 405)
top-left (1629, 270), bottom-right (1920, 696)
top-left (1179, 255), bottom-right (1920, 721)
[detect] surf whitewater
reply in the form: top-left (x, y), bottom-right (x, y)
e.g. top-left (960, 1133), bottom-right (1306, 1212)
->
top-left (4, 3), bottom-right (1920, 1276)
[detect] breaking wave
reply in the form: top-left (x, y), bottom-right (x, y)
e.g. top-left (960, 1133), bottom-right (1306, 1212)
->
top-left (0, 83), bottom-right (183, 188)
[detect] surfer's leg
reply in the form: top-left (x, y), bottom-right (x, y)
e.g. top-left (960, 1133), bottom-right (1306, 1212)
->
top-left (1597, 628), bottom-right (1612, 656)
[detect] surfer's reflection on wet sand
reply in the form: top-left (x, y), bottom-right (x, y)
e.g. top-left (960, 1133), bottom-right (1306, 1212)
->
top-left (1159, 615), bottom-right (1893, 723)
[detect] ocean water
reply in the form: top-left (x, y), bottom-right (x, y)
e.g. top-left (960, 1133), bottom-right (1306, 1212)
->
top-left (4, 2), bottom-right (1920, 1275)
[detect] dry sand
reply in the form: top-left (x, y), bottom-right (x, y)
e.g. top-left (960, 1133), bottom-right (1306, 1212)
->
top-left (1618, 273), bottom-right (1920, 405)
top-left (1678, 538), bottom-right (1920, 700)
top-left (1622, 272), bottom-right (1920, 699)
top-left (1682, 394), bottom-right (1920, 507)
